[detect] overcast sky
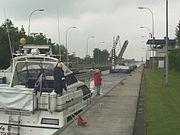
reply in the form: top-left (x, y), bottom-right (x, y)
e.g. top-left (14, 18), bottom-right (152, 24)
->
top-left (0, 0), bottom-right (180, 60)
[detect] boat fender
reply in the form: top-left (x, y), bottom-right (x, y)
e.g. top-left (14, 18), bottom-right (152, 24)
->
top-left (76, 115), bottom-right (87, 126)
top-left (89, 80), bottom-right (95, 91)
top-left (48, 91), bottom-right (57, 113)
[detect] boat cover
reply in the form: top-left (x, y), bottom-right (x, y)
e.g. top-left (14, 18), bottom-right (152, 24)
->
top-left (0, 86), bottom-right (36, 111)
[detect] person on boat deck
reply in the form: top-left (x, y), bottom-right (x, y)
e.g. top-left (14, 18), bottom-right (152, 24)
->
top-left (94, 69), bottom-right (102, 96)
top-left (53, 61), bottom-right (67, 96)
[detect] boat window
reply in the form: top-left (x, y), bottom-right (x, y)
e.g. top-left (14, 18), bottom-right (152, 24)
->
top-left (41, 118), bottom-right (59, 125)
top-left (11, 62), bottom-right (54, 87)
top-left (16, 58), bottom-right (26, 61)
top-left (27, 57), bottom-right (45, 61)
top-left (65, 73), bottom-right (78, 86)
top-left (77, 85), bottom-right (91, 100)
top-left (45, 58), bottom-right (57, 62)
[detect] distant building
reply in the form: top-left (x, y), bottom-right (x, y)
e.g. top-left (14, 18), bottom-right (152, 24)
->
top-left (146, 39), bottom-right (176, 68)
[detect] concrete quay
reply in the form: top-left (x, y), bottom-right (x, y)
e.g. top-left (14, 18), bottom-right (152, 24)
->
top-left (59, 66), bottom-right (143, 135)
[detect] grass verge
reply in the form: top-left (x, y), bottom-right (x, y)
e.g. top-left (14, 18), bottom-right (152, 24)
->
top-left (144, 69), bottom-right (180, 135)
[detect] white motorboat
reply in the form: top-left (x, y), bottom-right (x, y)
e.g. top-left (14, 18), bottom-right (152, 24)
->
top-left (0, 45), bottom-right (92, 135)
top-left (110, 63), bottom-right (131, 73)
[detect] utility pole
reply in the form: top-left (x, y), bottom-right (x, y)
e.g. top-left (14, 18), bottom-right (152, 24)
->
top-left (165, 0), bottom-right (169, 85)
top-left (138, 7), bottom-right (155, 69)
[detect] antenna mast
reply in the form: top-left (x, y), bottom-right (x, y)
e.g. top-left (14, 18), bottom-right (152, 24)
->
top-left (3, 9), bottom-right (13, 59)
top-left (57, 9), bottom-right (61, 61)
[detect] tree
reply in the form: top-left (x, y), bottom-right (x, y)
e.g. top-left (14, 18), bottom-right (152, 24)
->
top-left (33, 33), bottom-right (48, 45)
top-left (93, 48), bottom-right (109, 64)
top-left (84, 55), bottom-right (93, 64)
top-left (93, 48), bottom-right (101, 64)
top-left (101, 49), bottom-right (109, 64)
top-left (169, 49), bottom-right (180, 71)
top-left (175, 21), bottom-right (180, 46)
top-left (52, 44), bottom-right (70, 62)
top-left (0, 19), bottom-right (59, 69)
top-left (0, 19), bottom-right (78, 69)
top-left (0, 19), bottom-right (26, 69)
top-left (68, 52), bottom-right (76, 62)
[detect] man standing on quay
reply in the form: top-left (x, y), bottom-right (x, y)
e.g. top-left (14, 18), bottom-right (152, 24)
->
top-left (94, 69), bottom-right (102, 96)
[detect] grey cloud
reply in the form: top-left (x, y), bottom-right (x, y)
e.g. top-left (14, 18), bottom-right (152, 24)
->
top-left (1, 0), bottom-right (179, 60)
top-left (1, 0), bottom-right (138, 21)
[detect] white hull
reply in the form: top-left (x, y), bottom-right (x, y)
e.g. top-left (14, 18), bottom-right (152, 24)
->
top-left (0, 99), bottom-right (90, 135)
top-left (0, 45), bottom-right (93, 135)
top-left (0, 83), bottom-right (93, 135)
top-left (110, 65), bottom-right (131, 73)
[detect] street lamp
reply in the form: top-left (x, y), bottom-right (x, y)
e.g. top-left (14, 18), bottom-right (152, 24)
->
top-left (98, 42), bottom-right (105, 49)
top-left (98, 42), bottom-right (105, 64)
top-left (141, 36), bottom-right (149, 60)
top-left (140, 26), bottom-right (152, 39)
top-left (138, 6), bottom-right (155, 69)
top-left (86, 36), bottom-right (95, 57)
top-left (141, 36), bottom-right (152, 60)
top-left (165, 0), bottom-right (169, 85)
top-left (141, 47), bottom-right (147, 62)
top-left (141, 36), bottom-right (148, 38)
top-left (141, 36), bottom-right (150, 60)
top-left (65, 26), bottom-right (76, 65)
top-left (28, 9), bottom-right (44, 36)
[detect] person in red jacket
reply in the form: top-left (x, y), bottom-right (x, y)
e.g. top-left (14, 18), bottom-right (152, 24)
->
top-left (94, 69), bottom-right (102, 96)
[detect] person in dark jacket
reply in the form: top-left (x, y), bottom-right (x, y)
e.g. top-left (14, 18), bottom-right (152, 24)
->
top-left (94, 69), bottom-right (102, 96)
top-left (53, 62), bottom-right (67, 96)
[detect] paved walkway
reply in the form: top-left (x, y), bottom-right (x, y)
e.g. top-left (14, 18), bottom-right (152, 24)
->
top-left (60, 66), bottom-right (143, 135)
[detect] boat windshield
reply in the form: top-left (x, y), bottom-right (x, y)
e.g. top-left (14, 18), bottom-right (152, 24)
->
top-left (11, 62), bottom-right (54, 87)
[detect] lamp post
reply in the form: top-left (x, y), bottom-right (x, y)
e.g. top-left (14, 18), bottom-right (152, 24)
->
top-left (65, 26), bottom-right (76, 65)
top-left (140, 27), bottom-right (153, 59)
top-left (98, 42), bottom-right (105, 64)
top-left (138, 6), bottom-right (155, 69)
top-left (28, 9), bottom-right (44, 36)
top-left (141, 37), bottom-right (148, 59)
top-left (140, 26), bottom-right (152, 39)
top-left (165, 0), bottom-right (169, 85)
top-left (57, 9), bottom-right (61, 61)
top-left (86, 36), bottom-right (95, 57)
top-left (141, 47), bottom-right (147, 62)
top-left (142, 48), bottom-right (147, 62)
top-left (141, 36), bottom-right (149, 60)
top-left (141, 37), bottom-right (152, 69)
